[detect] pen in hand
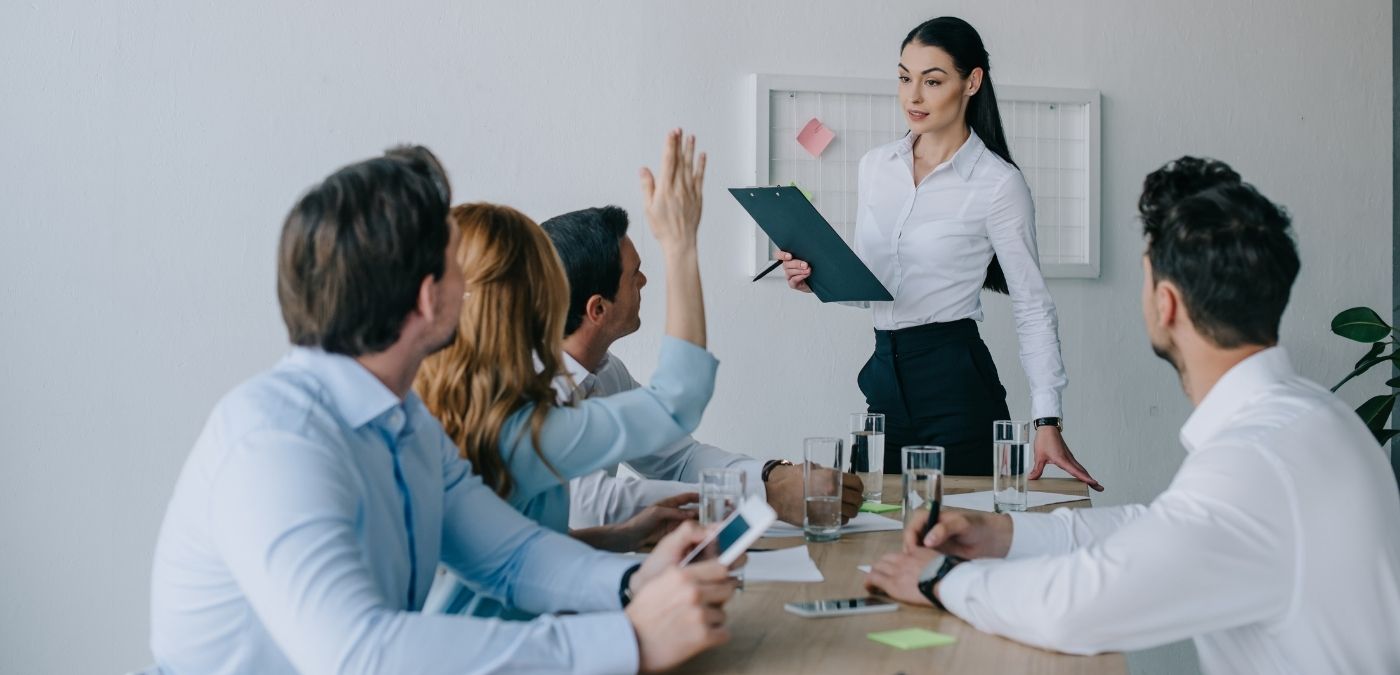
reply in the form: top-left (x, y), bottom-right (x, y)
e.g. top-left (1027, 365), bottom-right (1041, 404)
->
top-left (918, 491), bottom-right (940, 548)
top-left (751, 259), bottom-right (782, 282)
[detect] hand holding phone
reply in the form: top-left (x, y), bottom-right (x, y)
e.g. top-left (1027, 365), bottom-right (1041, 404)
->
top-left (679, 496), bottom-right (777, 567)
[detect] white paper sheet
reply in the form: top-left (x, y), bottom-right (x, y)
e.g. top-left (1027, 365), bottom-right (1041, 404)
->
top-left (941, 490), bottom-right (1085, 512)
top-left (761, 511), bottom-right (904, 538)
top-left (857, 564), bottom-right (871, 574)
top-left (741, 545), bottom-right (824, 583)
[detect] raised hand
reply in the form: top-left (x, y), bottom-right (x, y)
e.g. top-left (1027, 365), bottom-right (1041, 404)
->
top-left (640, 129), bottom-right (707, 257)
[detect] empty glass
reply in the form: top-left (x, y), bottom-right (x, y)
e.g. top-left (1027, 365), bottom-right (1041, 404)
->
top-left (699, 468), bottom-right (746, 526)
top-left (993, 421), bottom-right (1032, 513)
top-left (901, 446), bottom-right (944, 526)
top-left (849, 413), bottom-right (886, 503)
top-left (803, 437), bottom-right (844, 542)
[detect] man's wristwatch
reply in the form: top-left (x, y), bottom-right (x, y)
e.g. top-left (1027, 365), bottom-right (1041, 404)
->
top-left (619, 563), bottom-right (641, 608)
top-left (1033, 417), bottom-right (1063, 431)
top-left (762, 459), bottom-right (793, 482)
top-left (916, 554), bottom-right (965, 611)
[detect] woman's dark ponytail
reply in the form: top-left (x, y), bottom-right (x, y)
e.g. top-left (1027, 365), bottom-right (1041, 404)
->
top-left (903, 17), bottom-right (1015, 294)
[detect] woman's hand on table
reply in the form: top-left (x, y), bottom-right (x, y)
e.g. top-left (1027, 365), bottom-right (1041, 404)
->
top-left (1031, 426), bottom-right (1104, 492)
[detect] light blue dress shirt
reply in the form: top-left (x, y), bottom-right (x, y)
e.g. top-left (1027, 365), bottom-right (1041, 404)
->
top-left (149, 336), bottom-right (718, 675)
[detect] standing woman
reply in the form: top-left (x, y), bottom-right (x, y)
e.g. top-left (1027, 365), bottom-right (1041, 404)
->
top-left (780, 17), bottom-right (1100, 489)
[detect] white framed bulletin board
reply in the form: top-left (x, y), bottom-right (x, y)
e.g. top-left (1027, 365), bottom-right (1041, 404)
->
top-left (751, 74), bottom-right (1101, 279)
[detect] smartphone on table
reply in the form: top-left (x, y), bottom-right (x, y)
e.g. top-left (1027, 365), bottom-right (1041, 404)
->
top-left (783, 596), bottom-right (899, 618)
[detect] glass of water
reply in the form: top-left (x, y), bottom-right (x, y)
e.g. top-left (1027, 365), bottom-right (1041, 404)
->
top-left (803, 437), bottom-right (844, 542)
top-left (901, 446), bottom-right (944, 527)
top-left (699, 468), bottom-right (746, 526)
top-left (699, 468), bottom-right (747, 587)
top-left (849, 413), bottom-right (886, 503)
top-left (993, 421), bottom-right (1032, 513)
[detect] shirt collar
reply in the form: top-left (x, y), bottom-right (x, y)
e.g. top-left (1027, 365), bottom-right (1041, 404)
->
top-left (284, 347), bottom-right (401, 430)
top-left (892, 128), bottom-right (986, 182)
top-left (1179, 346), bottom-right (1295, 453)
top-left (551, 349), bottom-right (601, 403)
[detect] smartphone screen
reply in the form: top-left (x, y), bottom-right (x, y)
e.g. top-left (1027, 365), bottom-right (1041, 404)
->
top-left (682, 512), bottom-right (752, 566)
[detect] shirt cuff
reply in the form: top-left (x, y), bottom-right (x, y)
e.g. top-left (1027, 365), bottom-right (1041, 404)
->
top-left (930, 561), bottom-right (978, 617)
top-left (1005, 511), bottom-right (1071, 559)
top-left (558, 612), bottom-right (640, 674)
top-left (1030, 393), bottom-right (1062, 421)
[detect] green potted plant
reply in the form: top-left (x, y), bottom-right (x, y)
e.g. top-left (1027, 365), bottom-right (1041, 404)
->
top-left (1330, 307), bottom-right (1400, 444)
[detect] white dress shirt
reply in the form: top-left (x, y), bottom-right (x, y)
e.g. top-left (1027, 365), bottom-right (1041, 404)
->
top-left (559, 351), bottom-right (766, 529)
top-left (150, 341), bottom-right (716, 674)
top-left (854, 129), bottom-right (1067, 418)
top-left (936, 347), bottom-right (1400, 674)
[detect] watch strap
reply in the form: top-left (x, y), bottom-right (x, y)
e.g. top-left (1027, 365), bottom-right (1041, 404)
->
top-left (762, 459), bottom-right (794, 483)
top-left (917, 555), bottom-right (964, 611)
top-left (619, 563), bottom-right (641, 608)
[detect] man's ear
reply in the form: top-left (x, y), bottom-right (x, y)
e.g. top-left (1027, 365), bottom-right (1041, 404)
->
top-left (416, 273), bottom-right (438, 323)
top-left (1155, 280), bottom-right (1181, 332)
top-left (965, 67), bottom-right (984, 97)
top-left (583, 293), bottom-right (609, 327)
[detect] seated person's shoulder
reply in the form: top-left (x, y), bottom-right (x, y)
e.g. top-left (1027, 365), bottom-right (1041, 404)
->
top-left (206, 364), bottom-right (343, 452)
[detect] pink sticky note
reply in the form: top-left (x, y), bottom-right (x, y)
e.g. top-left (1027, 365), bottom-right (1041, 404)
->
top-left (797, 118), bottom-right (836, 157)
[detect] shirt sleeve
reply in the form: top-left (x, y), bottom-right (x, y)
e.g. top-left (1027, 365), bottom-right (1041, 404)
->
top-left (985, 172), bottom-right (1068, 420)
top-left (209, 430), bottom-right (639, 675)
top-left (598, 354), bottom-right (768, 502)
top-left (500, 336), bottom-right (720, 497)
top-left (1004, 504), bottom-right (1148, 559)
top-left (936, 447), bottom-right (1293, 655)
top-left (567, 470), bottom-right (698, 528)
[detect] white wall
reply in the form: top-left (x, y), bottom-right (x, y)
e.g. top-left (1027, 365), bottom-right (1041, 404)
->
top-left (0, 1), bottom-right (1389, 673)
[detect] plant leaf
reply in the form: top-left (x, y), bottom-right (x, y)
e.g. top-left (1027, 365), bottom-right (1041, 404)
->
top-left (1358, 342), bottom-right (1387, 369)
top-left (1355, 394), bottom-right (1397, 433)
top-left (1374, 429), bottom-right (1400, 445)
top-left (1388, 376), bottom-right (1400, 389)
top-left (1332, 307), bottom-right (1391, 342)
top-left (1333, 350), bottom-right (1396, 392)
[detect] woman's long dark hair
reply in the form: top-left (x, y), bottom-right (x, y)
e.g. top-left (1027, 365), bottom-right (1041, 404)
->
top-left (903, 17), bottom-right (1013, 294)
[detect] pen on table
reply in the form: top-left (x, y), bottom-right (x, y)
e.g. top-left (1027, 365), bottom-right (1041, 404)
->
top-left (751, 259), bottom-right (782, 282)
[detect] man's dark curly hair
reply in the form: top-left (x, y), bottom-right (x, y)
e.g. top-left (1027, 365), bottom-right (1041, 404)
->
top-left (1138, 157), bottom-right (1300, 348)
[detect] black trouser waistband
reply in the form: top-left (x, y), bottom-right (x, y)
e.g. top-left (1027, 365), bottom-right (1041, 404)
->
top-left (872, 319), bottom-right (980, 355)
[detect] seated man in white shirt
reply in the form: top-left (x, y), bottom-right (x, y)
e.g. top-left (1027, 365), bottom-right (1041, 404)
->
top-left (864, 156), bottom-right (1400, 674)
top-left (149, 143), bottom-right (738, 674)
top-left (540, 206), bottom-right (864, 532)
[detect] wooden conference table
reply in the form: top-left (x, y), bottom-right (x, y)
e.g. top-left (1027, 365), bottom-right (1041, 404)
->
top-left (676, 475), bottom-right (1126, 675)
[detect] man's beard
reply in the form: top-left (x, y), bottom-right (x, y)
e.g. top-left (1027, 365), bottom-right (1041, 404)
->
top-left (1151, 337), bottom-right (1185, 380)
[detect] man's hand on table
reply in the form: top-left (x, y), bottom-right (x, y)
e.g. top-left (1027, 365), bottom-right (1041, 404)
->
top-left (863, 506), bottom-right (1014, 608)
top-left (902, 506), bottom-right (1013, 558)
top-left (764, 464), bottom-right (864, 525)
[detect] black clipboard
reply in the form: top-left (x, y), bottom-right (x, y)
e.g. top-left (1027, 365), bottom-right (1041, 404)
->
top-left (730, 186), bottom-right (892, 303)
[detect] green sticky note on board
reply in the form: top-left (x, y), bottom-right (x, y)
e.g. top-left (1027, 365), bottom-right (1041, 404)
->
top-left (867, 628), bottom-right (957, 650)
top-left (859, 501), bottom-right (901, 514)
top-left (788, 181), bottom-right (814, 201)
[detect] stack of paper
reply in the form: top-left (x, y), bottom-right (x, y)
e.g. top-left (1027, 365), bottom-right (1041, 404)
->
top-left (762, 511), bottom-right (903, 538)
top-left (741, 545), bottom-right (823, 583)
top-left (941, 490), bottom-right (1085, 512)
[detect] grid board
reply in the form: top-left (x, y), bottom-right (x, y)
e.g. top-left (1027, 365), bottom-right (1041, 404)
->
top-left (753, 75), bottom-right (1100, 279)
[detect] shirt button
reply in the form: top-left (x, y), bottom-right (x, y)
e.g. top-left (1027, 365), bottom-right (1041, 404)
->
top-left (387, 409), bottom-right (404, 430)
